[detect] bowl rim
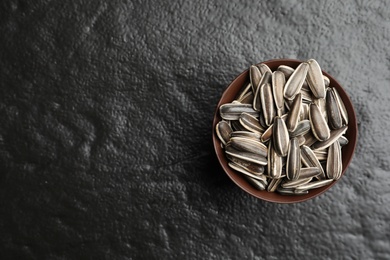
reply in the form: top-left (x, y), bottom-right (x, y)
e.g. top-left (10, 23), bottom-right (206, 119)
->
top-left (212, 58), bottom-right (358, 203)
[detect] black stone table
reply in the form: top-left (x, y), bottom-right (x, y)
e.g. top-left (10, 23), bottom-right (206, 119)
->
top-left (1, 1), bottom-right (389, 259)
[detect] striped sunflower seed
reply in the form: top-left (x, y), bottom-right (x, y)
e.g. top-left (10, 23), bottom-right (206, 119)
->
top-left (299, 167), bottom-right (322, 179)
top-left (226, 155), bottom-right (265, 175)
top-left (253, 72), bottom-right (272, 111)
top-left (235, 82), bottom-right (252, 101)
top-left (273, 116), bottom-right (289, 156)
top-left (239, 112), bottom-right (265, 134)
top-left (272, 71), bottom-right (286, 116)
top-left (244, 176), bottom-right (266, 190)
top-left (267, 178), bottom-right (283, 192)
top-left (290, 120), bottom-right (311, 138)
top-left (216, 121), bottom-right (232, 145)
top-left (250, 65), bottom-right (262, 93)
top-left (282, 177), bottom-right (313, 189)
top-left (230, 137), bottom-right (268, 157)
top-left (268, 140), bottom-right (283, 179)
top-left (284, 62), bottom-right (309, 100)
top-left (239, 91), bottom-right (254, 104)
top-left (300, 145), bottom-right (326, 179)
top-left (220, 103), bottom-right (258, 120)
top-left (326, 88), bottom-right (343, 129)
top-left (286, 93), bottom-right (302, 132)
top-left (260, 82), bottom-right (276, 126)
top-left (326, 140), bottom-right (342, 180)
top-left (311, 125), bottom-right (348, 150)
top-left (306, 59), bottom-right (326, 98)
top-left (295, 179), bottom-right (334, 192)
top-left (277, 187), bottom-right (309, 195)
top-left (338, 136), bottom-right (349, 146)
top-left (257, 63), bottom-right (272, 75)
top-left (230, 131), bottom-right (261, 140)
top-left (225, 145), bottom-right (268, 166)
top-left (309, 103), bottom-right (330, 141)
top-left (332, 87), bottom-right (349, 124)
top-left (286, 138), bottom-right (301, 180)
top-left (231, 120), bottom-right (247, 131)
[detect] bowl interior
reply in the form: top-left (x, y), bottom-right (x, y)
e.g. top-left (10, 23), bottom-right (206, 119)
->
top-left (212, 59), bottom-right (357, 203)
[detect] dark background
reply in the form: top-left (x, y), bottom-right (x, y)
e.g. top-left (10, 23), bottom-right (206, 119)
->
top-left (0, 0), bottom-right (389, 259)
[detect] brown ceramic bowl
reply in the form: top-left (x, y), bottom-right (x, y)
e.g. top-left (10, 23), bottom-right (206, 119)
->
top-left (212, 59), bottom-right (357, 203)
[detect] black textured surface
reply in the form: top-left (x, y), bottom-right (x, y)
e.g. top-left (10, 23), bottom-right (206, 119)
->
top-left (0, 1), bottom-right (389, 259)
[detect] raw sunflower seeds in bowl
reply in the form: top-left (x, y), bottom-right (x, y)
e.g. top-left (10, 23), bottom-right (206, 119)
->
top-left (212, 59), bottom-right (357, 203)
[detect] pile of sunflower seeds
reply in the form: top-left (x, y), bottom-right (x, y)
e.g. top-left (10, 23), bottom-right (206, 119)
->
top-left (216, 59), bottom-right (349, 195)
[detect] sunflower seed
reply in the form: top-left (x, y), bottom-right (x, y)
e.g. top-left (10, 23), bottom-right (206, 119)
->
top-left (287, 138), bottom-right (301, 180)
top-left (282, 177), bottom-right (313, 189)
top-left (290, 120), bottom-right (311, 138)
top-left (313, 97), bottom-right (328, 122)
top-left (258, 111), bottom-right (267, 129)
top-left (261, 124), bottom-right (273, 143)
top-left (238, 91), bottom-right (254, 104)
top-left (295, 179), bottom-right (334, 192)
top-left (261, 113), bottom-right (288, 143)
top-left (272, 71), bottom-right (286, 116)
top-left (338, 136), bottom-right (349, 146)
top-left (220, 103), bottom-right (258, 120)
top-left (284, 62), bottom-right (309, 100)
top-left (301, 145), bottom-right (325, 179)
top-left (239, 112), bottom-right (265, 134)
top-left (313, 148), bottom-right (327, 154)
top-left (277, 65), bottom-right (294, 79)
top-left (300, 145), bottom-right (326, 179)
top-left (326, 88), bottom-right (343, 129)
top-left (309, 103), bottom-right (330, 141)
top-left (230, 137), bottom-right (268, 157)
top-left (303, 132), bottom-right (318, 147)
top-left (230, 131), bottom-right (261, 140)
top-left (323, 75), bottom-right (330, 87)
top-left (306, 59), bottom-right (326, 98)
top-left (286, 93), bottom-right (302, 132)
top-left (332, 87), bottom-right (349, 124)
top-left (231, 120), bottom-right (247, 131)
top-left (244, 175), bottom-right (266, 190)
top-left (235, 82), bottom-right (252, 101)
top-left (311, 125), bottom-right (348, 150)
top-left (253, 72), bottom-right (272, 111)
top-left (299, 167), bottom-right (322, 179)
top-left (260, 83), bottom-right (276, 126)
top-left (228, 162), bottom-right (266, 182)
top-left (268, 140), bottom-right (283, 179)
top-left (279, 68), bottom-right (309, 92)
top-left (273, 116), bottom-right (289, 156)
top-left (250, 65), bottom-right (262, 93)
top-left (300, 89), bottom-right (313, 102)
top-left (277, 187), bottom-right (309, 195)
top-left (257, 63), bottom-right (272, 75)
top-left (267, 178), bottom-right (283, 192)
top-left (225, 145), bottom-right (268, 165)
top-left (326, 140), bottom-right (342, 180)
top-left (314, 152), bottom-right (327, 161)
top-left (226, 155), bottom-right (265, 175)
top-left (216, 121), bottom-right (232, 145)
